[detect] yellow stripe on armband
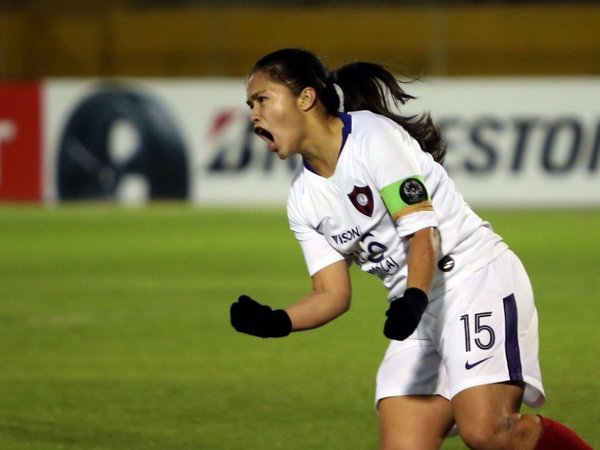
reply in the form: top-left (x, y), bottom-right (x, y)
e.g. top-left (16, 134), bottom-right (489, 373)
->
top-left (391, 201), bottom-right (433, 221)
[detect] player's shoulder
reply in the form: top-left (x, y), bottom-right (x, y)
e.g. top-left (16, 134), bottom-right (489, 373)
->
top-left (345, 110), bottom-right (414, 159)
top-left (347, 110), bottom-right (406, 142)
top-left (347, 110), bottom-right (397, 134)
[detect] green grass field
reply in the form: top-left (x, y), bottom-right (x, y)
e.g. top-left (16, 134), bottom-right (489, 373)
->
top-left (0, 204), bottom-right (598, 449)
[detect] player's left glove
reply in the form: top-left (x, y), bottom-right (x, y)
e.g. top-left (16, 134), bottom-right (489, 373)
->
top-left (230, 295), bottom-right (292, 338)
top-left (383, 287), bottom-right (428, 341)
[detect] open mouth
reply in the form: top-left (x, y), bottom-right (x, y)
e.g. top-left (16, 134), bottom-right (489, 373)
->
top-left (254, 127), bottom-right (277, 152)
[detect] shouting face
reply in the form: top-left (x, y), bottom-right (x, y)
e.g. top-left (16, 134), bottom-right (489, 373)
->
top-left (246, 71), bottom-right (307, 160)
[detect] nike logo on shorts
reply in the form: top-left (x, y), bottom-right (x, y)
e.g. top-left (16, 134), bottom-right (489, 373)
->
top-left (465, 356), bottom-right (494, 370)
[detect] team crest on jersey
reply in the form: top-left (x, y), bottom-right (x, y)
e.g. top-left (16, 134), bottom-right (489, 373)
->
top-left (400, 178), bottom-right (428, 205)
top-left (348, 185), bottom-right (374, 217)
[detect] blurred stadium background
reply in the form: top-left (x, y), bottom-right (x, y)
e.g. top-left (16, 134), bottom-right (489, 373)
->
top-left (0, 1), bottom-right (598, 449)
top-left (1, 0), bottom-right (600, 78)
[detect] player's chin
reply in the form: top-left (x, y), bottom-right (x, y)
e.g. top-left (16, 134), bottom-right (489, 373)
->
top-left (272, 145), bottom-right (288, 159)
top-left (272, 141), bottom-right (296, 160)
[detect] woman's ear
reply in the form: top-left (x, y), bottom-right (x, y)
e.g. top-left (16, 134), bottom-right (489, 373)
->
top-left (298, 87), bottom-right (317, 111)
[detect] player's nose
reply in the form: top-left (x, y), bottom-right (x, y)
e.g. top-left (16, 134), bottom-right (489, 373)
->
top-left (250, 107), bottom-right (260, 123)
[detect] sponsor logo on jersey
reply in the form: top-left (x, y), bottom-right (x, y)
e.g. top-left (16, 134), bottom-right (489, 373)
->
top-left (465, 356), bottom-right (494, 370)
top-left (350, 233), bottom-right (401, 276)
top-left (332, 226), bottom-right (361, 245)
top-left (367, 256), bottom-right (400, 276)
top-left (347, 185), bottom-right (374, 217)
top-left (399, 178), bottom-right (428, 205)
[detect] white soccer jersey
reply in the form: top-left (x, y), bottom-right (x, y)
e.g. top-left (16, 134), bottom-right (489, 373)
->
top-left (287, 111), bottom-right (508, 301)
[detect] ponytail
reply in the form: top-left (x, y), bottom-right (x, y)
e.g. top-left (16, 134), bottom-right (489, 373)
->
top-left (332, 62), bottom-right (446, 165)
top-left (251, 48), bottom-right (446, 164)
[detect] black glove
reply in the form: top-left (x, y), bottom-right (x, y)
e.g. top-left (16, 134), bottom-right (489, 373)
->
top-left (230, 295), bottom-right (292, 338)
top-left (383, 288), bottom-right (428, 341)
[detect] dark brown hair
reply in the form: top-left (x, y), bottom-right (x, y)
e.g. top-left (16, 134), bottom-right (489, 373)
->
top-left (251, 48), bottom-right (446, 164)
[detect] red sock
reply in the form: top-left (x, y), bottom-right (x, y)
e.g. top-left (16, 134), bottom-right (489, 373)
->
top-left (535, 416), bottom-right (593, 450)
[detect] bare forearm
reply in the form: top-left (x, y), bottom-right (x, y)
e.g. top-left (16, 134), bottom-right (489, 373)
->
top-left (406, 227), bottom-right (439, 294)
top-left (230, 261), bottom-right (351, 338)
top-left (382, 228), bottom-right (438, 341)
top-left (285, 291), bottom-right (350, 331)
top-left (284, 259), bottom-right (351, 331)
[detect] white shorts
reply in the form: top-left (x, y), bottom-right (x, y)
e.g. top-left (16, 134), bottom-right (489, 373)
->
top-left (376, 249), bottom-right (545, 409)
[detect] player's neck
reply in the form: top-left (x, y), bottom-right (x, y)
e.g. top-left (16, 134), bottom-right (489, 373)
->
top-left (301, 115), bottom-right (344, 178)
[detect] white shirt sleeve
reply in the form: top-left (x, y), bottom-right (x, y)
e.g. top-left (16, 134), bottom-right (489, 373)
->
top-left (395, 210), bottom-right (438, 237)
top-left (287, 192), bottom-right (345, 277)
top-left (362, 117), bottom-right (439, 237)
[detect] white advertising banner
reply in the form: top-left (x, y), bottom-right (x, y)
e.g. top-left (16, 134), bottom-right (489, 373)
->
top-left (406, 78), bottom-right (600, 207)
top-left (43, 77), bottom-right (600, 207)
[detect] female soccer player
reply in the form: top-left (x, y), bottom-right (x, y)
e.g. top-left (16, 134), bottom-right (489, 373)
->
top-left (230, 48), bottom-right (592, 450)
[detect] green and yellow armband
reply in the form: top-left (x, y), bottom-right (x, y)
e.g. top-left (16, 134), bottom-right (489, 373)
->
top-left (380, 175), bottom-right (432, 221)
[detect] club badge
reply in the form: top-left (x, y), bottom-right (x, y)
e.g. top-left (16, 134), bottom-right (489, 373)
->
top-left (347, 185), bottom-right (374, 217)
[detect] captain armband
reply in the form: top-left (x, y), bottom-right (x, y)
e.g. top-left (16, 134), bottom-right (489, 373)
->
top-left (380, 175), bottom-right (432, 221)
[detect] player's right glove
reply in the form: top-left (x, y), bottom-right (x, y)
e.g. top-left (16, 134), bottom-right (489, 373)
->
top-left (230, 295), bottom-right (292, 338)
top-left (383, 287), bottom-right (428, 341)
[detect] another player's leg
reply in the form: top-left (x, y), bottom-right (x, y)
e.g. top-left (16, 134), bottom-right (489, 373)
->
top-left (378, 394), bottom-right (454, 450)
